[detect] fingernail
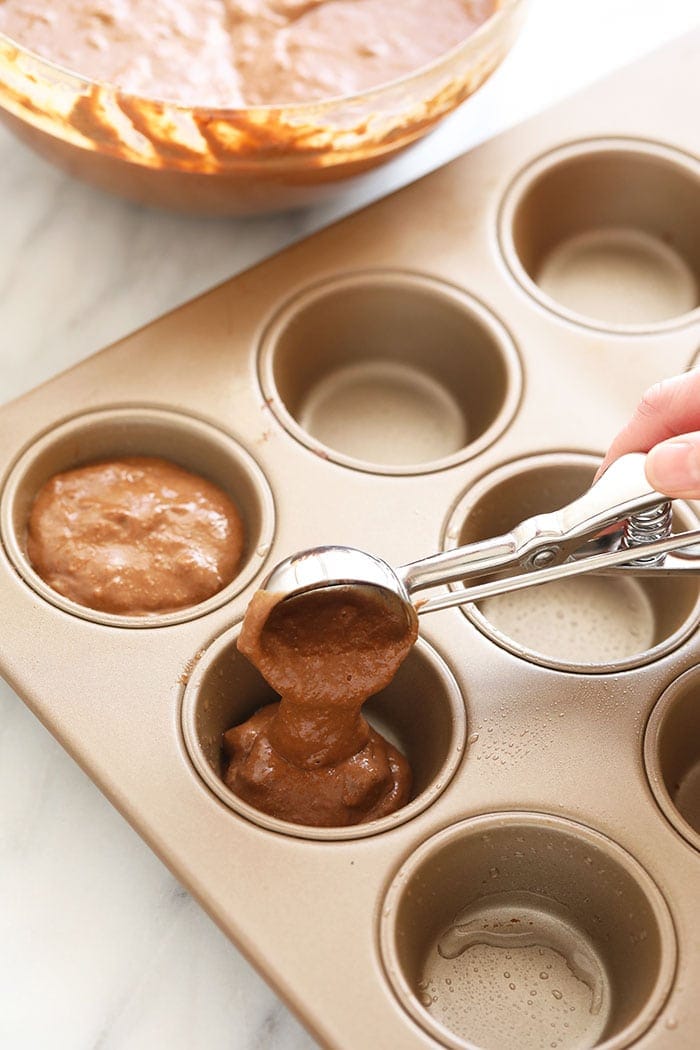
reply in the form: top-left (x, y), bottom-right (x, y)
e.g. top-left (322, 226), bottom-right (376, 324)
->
top-left (647, 440), bottom-right (700, 494)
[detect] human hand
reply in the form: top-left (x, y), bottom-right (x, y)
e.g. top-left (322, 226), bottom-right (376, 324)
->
top-left (599, 370), bottom-right (700, 499)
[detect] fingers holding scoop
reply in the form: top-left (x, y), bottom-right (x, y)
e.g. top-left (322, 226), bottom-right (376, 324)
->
top-left (599, 370), bottom-right (700, 499)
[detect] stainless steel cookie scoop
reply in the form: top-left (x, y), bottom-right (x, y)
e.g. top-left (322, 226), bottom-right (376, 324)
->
top-left (262, 452), bottom-right (700, 622)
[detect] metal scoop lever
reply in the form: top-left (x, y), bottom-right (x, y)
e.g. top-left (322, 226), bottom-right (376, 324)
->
top-left (262, 452), bottom-right (700, 619)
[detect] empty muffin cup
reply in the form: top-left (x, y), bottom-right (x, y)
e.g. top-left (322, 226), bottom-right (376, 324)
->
top-left (500, 138), bottom-right (700, 332)
top-left (258, 271), bottom-right (522, 474)
top-left (443, 453), bottom-right (700, 671)
top-left (0, 407), bottom-right (275, 627)
top-left (180, 623), bottom-right (467, 841)
top-left (645, 665), bottom-right (700, 851)
top-left (380, 812), bottom-right (676, 1050)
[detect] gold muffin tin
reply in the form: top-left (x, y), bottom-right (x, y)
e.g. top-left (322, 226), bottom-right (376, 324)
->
top-left (1, 32), bottom-right (699, 1050)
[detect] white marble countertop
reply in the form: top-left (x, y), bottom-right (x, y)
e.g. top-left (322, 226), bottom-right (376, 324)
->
top-left (1, 3), bottom-right (699, 1048)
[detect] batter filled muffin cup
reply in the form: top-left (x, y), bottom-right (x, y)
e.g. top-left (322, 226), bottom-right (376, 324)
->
top-left (499, 138), bottom-right (700, 333)
top-left (0, 407), bottom-right (274, 626)
top-left (443, 453), bottom-right (700, 672)
top-left (380, 813), bottom-right (676, 1050)
top-left (258, 271), bottom-right (522, 475)
top-left (180, 623), bottom-right (467, 841)
top-left (644, 666), bottom-right (700, 851)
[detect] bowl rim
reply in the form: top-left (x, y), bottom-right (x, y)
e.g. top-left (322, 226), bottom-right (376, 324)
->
top-left (0, 0), bottom-right (523, 115)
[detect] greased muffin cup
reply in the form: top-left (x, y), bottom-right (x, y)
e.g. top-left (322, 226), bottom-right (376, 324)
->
top-left (380, 813), bottom-right (676, 1050)
top-left (443, 452), bottom-right (700, 672)
top-left (258, 270), bottom-right (522, 475)
top-left (644, 665), bottom-right (700, 852)
top-left (499, 138), bottom-right (700, 333)
top-left (1, 34), bottom-right (699, 1050)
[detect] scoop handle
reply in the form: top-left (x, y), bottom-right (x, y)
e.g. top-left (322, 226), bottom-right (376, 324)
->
top-left (400, 453), bottom-right (663, 595)
top-left (414, 527), bottom-right (700, 615)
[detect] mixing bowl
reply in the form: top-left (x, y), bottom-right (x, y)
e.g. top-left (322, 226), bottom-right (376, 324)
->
top-left (0, 0), bottom-right (526, 214)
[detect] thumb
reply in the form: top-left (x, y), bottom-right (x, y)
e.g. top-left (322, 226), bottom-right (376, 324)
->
top-left (645, 432), bottom-right (700, 499)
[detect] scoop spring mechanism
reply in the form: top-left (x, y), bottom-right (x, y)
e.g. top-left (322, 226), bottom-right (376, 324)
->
top-left (260, 452), bottom-right (700, 625)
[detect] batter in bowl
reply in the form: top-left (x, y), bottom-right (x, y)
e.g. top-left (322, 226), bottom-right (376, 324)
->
top-left (224, 585), bottom-right (417, 826)
top-left (27, 456), bottom-right (245, 614)
top-left (0, 1), bottom-right (497, 107)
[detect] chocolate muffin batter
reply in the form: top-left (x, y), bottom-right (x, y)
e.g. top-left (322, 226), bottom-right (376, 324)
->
top-left (224, 585), bottom-right (418, 826)
top-left (0, 1), bottom-right (497, 107)
top-left (27, 457), bottom-right (245, 614)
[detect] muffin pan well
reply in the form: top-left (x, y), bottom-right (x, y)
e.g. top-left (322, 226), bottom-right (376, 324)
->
top-left (499, 138), bottom-right (700, 332)
top-left (182, 626), bottom-right (466, 841)
top-left (258, 271), bottom-right (522, 474)
top-left (1, 33), bottom-right (699, 1050)
top-left (444, 453), bottom-right (700, 671)
top-left (644, 665), bottom-right (700, 852)
top-left (380, 814), bottom-right (676, 1050)
top-left (0, 406), bottom-right (275, 627)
